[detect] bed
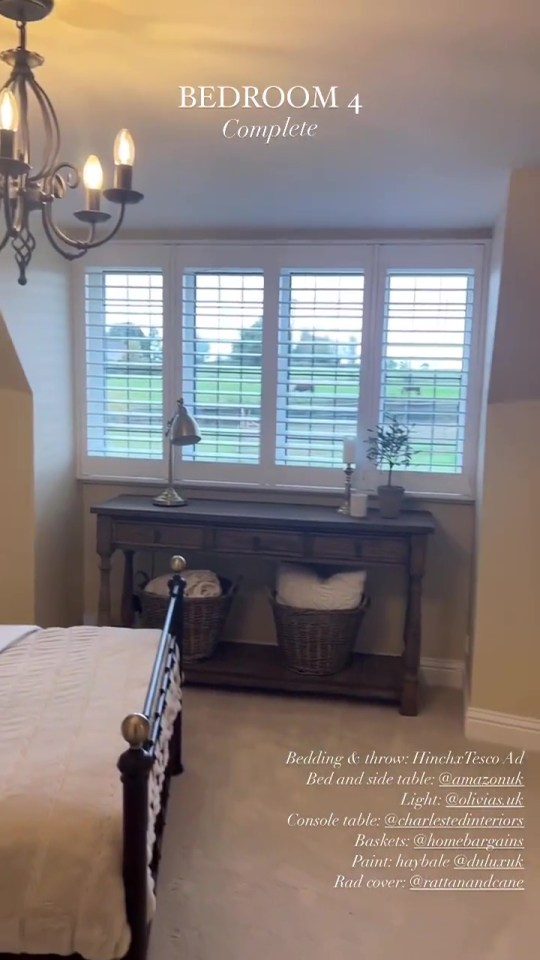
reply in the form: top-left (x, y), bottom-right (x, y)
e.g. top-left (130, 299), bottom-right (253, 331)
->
top-left (0, 555), bottom-right (187, 960)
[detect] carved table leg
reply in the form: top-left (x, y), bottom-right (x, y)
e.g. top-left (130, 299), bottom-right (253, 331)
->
top-left (401, 534), bottom-right (427, 716)
top-left (96, 516), bottom-right (113, 626)
top-left (121, 549), bottom-right (135, 627)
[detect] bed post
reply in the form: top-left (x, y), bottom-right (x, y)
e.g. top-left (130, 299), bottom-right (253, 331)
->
top-left (168, 555), bottom-right (186, 777)
top-left (118, 713), bottom-right (153, 960)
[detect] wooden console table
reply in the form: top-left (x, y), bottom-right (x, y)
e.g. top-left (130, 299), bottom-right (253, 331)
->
top-left (91, 495), bottom-right (435, 715)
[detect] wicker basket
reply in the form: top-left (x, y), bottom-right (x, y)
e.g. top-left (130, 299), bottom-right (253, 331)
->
top-left (138, 577), bottom-right (235, 663)
top-left (271, 594), bottom-right (368, 676)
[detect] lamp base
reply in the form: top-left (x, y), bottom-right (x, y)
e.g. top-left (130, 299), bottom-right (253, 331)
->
top-left (152, 486), bottom-right (187, 507)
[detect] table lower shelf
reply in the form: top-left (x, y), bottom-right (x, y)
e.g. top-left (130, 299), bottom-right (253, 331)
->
top-left (184, 642), bottom-right (403, 704)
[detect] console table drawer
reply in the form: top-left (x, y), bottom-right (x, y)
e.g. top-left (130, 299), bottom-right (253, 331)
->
top-left (254, 530), bottom-right (304, 555)
top-left (214, 527), bottom-right (304, 556)
top-left (311, 534), bottom-right (407, 564)
top-left (113, 522), bottom-right (156, 546)
top-left (311, 536), bottom-right (357, 559)
top-left (358, 538), bottom-right (407, 563)
top-left (113, 522), bottom-right (205, 550)
top-left (153, 525), bottom-right (205, 549)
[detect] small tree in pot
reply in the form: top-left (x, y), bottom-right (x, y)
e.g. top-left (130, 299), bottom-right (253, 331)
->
top-left (365, 416), bottom-right (414, 518)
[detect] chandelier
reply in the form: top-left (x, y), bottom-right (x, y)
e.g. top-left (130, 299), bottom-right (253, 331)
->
top-left (0, 0), bottom-right (143, 285)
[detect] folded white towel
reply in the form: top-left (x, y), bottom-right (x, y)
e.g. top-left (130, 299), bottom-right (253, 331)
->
top-left (276, 564), bottom-right (366, 610)
top-left (144, 570), bottom-right (222, 599)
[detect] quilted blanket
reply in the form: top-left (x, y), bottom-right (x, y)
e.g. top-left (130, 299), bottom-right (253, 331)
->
top-left (0, 625), bottom-right (168, 960)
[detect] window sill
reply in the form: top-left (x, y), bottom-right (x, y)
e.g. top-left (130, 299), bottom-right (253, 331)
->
top-left (79, 474), bottom-right (475, 507)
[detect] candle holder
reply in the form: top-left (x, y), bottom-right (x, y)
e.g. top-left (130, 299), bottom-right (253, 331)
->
top-left (337, 463), bottom-right (355, 515)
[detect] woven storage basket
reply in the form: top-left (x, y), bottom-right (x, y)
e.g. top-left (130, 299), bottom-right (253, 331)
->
top-left (271, 594), bottom-right (368, 676)
top-left (138, 577), bottom-right (235, 663)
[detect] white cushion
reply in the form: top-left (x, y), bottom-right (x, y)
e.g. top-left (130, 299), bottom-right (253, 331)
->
top-left (276, 564), bottom-right (366, 610)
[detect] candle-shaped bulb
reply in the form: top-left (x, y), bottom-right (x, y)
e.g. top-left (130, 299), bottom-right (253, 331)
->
top-left (0, 89), bottom-right (19, 132)
top-left (83, 154), bottom-right (103, 190)
top-left (114, 128), bottom-right (135, 166)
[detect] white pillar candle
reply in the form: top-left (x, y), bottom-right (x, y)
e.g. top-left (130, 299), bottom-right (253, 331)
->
top-left (350, 492), bottom-right (368, 517)
top-left (342, 437), bottom-right (357, 464)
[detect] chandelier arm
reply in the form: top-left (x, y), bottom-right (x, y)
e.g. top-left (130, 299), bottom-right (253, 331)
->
top-left (16, 74), bottom-right (30, 167)
top-left (83, 204), bottom-right (127, 250)
top-left (25, 75), bottom-right (61, 182)
top-left (42, 198), bottom-right (127, 253)
top-left (13, 179), bottom-right (26, 235)
top-left (41, 201), bottom-right (97, 256)
top-left (44, 161), bottom-right (80, 198)
top-left (0, 193), bottom-right (12, 252)
top-left (1, 176), bottom-right (15, 238)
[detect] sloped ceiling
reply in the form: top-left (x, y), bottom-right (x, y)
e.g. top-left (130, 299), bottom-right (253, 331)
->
top-left (2, 0), bottom-right (540, 231)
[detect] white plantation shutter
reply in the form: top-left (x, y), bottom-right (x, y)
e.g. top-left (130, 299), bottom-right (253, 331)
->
top-left (84, 270), bottom-right (164, 459)
top-left (380, 271), bottom-right (474, 474)
top-left (78, 242), bottom-right (485, 493)
top-left (276, 272), bottom-right (364, 467)
top-left (182, 271), bottom-right (264, 464)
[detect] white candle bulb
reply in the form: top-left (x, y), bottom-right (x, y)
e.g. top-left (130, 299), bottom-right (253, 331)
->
top-left (83, 155), bottom-right (104, 190)
top-left (0, 89), bottom-right (18, 132)
top-left (114, 128), bottom-right (135, 166)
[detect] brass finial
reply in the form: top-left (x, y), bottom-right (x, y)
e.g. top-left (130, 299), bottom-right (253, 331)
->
top-left (171, 555), bottom-right (187, 573)
top-left (121, 712), bottom-right (151, 747)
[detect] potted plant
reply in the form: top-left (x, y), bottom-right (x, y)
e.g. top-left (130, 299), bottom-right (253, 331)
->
top-left (365, 416), bottom-right (414, 518)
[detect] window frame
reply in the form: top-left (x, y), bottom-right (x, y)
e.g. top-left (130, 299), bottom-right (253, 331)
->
top-left (75, 239), bottom-right (488, 498)
top-left (363, 243), bottom-right (487, 496)
top-left (74, 243), bottom-right (174, 481)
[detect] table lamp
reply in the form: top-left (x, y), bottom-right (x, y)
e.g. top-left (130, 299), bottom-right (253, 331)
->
top-left (153, 399), bottom-right (201, 506)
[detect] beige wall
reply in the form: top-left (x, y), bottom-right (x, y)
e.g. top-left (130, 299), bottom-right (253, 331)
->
top-left (470, 400), bottom-right (539, 717)
top-left (470, 169), bottom-right (540, 719)
top-left (465, 211), bottom-right (506, 697)
top-left (0, 317), bottom-right (35, 620)
top-left (0, 387), bottom-right (35, 621)
top-left (0, 241), bottom-right (82, 627)
top-left (82, 482), bottom-right (474, 662)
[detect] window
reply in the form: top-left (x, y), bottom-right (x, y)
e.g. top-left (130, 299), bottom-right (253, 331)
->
top-left (276, 272), bottom-right (364, 467)
top-left (76, 241), bottom-right (487, 496)
top-left (84, 269), bottom-right (164, 460)
top-left (182, 271), bottom-right (264, 464)
top-left (380, 271), bottom-right (473, 474)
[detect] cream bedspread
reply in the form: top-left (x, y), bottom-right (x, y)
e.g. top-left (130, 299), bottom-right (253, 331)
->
top-left (0, 625), bottom-right (168, 960)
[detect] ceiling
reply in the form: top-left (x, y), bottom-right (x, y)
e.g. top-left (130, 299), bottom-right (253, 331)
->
top-left (2, 0), bottom-right (540, 233)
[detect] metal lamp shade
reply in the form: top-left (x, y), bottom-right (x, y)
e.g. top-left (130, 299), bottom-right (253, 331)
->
top-left (153, 399), bottom-right (201, 507)
top-left (170, 399), bottom-right (201, 446)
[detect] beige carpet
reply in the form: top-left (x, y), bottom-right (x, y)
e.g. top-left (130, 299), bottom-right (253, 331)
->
top-left (149, 687), bottom-right (539, 960)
